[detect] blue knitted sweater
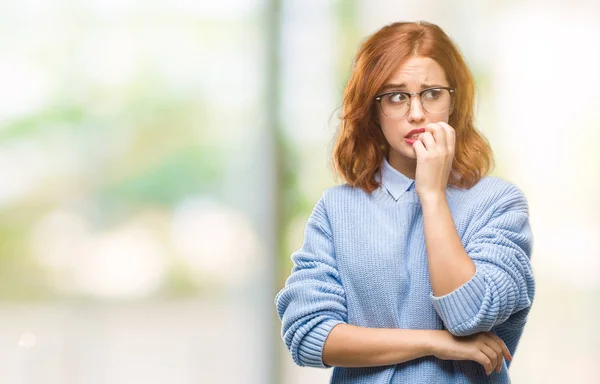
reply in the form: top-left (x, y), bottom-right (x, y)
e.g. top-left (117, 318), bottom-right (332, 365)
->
top-left (275, 158), bottom-right (535, 383)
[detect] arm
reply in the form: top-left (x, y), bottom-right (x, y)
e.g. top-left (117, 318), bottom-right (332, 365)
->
top-left (420, 192), bottom-right (476, 298)
top-left (423, 185), bottom-right (535, 336)
top-left (322, 324), bottom-right (434, 367)
top-left (275, 194), bottom-right (347, 368)
top-left (275, 193), bottom-right (435, 368)
top-left (326, 325), bottom-right (513, 375)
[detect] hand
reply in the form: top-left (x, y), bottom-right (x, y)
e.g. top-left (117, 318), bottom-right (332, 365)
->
top-left (412, 122), bottom-right (455, 200)
top-left (429, 330), bottom-right (512, 376)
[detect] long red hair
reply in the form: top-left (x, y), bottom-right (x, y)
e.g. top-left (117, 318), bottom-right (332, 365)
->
top-left (332, 21), bottom-right (494, 193)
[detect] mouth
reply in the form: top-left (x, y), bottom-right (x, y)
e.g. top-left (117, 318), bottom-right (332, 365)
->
top-left (405, 128), bottom-right (426, 138)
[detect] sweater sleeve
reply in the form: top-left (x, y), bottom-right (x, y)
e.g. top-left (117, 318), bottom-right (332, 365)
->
top-left (274, 194), bottom-right (347, 368)
top-left (429, 184), bottom-right (535, 336)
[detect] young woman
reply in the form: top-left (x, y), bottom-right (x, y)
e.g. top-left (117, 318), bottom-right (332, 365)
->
top-left (275, 21), bottom-right (535, 383)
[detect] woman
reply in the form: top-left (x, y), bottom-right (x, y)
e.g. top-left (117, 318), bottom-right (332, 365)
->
top-left (275, 21), bottom-right (535, 383)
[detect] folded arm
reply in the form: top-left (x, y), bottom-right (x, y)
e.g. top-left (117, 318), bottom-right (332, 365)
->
top-left (275, 194), bottom-right (436, 368)
top-left (425, 185), bottom-right (535, 336)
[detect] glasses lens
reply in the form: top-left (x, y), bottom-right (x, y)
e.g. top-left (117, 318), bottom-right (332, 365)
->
top-left (380, 88), bottom-right (453, 118)
top-left (421, 88), bottom-right (452, 114)
top-left (381, 92), bottom-right (410, 118)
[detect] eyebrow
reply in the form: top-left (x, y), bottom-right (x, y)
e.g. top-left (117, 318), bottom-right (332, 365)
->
top-left (380, 83), bottom-right (445, 92)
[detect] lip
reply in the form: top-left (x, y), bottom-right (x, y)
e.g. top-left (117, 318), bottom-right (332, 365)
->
top-left (405, 128), bottom-right (426, 138)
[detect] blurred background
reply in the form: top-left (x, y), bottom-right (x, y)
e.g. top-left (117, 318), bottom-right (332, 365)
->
top-left (0, 0), bottom-right (598, 383)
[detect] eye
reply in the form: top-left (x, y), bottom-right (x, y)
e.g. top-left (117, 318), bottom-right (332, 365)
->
top-left (422, 89), bottom-right (441, 100)
top-left (387, 92), bottom-right (408, 103)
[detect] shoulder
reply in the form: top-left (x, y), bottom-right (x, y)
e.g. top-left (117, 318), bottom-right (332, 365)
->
top-left (311, 183), bottom-right (371, 221)
top-left (323, 182), bottom-right (365, 196)
top-left (318, 183), bottom-right (370, 206)
top-left (462, 176), bottom-right (529, 215)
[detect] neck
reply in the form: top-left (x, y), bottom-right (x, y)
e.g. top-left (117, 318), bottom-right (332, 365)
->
top-left (387, 151), bottom-right (416, 180)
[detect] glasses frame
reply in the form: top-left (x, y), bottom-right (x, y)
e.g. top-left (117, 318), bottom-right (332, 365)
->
top-left (374, 86), bottom-right (457, 119)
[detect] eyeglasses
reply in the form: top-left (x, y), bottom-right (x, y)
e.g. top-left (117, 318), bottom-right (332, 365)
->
top-left (374, 87), bottom-right (456, 119)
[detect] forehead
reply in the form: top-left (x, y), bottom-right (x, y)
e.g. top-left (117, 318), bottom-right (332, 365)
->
top-left (386, 56), bottom-right (447, 85)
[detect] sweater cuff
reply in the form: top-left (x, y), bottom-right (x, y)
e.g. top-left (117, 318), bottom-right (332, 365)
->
top-left (297, 318), bottom-right (345, 368)
top-left (429, 270), bottom-right (486, 332)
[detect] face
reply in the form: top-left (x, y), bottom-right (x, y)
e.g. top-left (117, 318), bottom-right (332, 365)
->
top-left (376, 56), bottom-right (451, 164)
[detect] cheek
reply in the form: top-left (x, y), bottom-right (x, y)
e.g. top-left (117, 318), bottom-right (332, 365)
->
top-left (379, 119), bottom-right (403, 142)
top-left (430, 112), bottom-right (450, 124)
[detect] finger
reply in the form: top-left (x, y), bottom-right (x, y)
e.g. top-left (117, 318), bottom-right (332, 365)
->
top-left (490, 333), bottom-right (512, 362)
top-left (419, 132), bottom-right (436, 151)
top-left (412, 138), bottom-right (426, 157)
top-left (437, 122), bottom-right (455, 153)
top-left (479, 344), bottom-right (500, 376)
top-left (486, 332), bottom-right (511, 362)
top-left (475, 350), bottom-right (494, 376)
top-left (483, 338), bottom-right (504, 373)
top-left (426, 122), bottom-right (446, 148)
top-left (490, 341), bottom-right (504, 372)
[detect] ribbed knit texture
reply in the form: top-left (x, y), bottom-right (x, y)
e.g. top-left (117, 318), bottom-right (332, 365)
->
top-left (275, 159), bottom-right (535, 384)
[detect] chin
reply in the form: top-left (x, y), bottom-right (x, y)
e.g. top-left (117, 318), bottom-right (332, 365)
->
top-left (390, 144), bottom-right (417, 160)
top-left (403, 149), bottom-right (417, 159)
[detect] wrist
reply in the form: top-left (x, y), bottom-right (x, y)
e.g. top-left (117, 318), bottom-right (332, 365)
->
top-left (418, 191), bottom-right (447, 205)
top-left (419, 330), bottom-right (443, 357)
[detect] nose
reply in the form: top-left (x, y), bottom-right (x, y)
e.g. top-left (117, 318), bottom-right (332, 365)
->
top-left (407, 95), bottom-right (426, 124)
